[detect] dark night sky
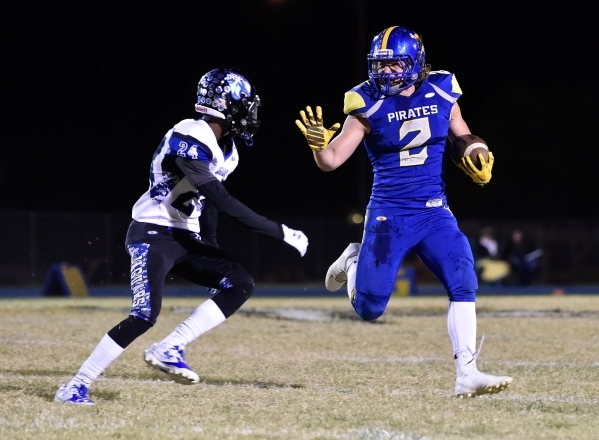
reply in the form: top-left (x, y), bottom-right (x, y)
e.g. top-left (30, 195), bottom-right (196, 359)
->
top-left (2, 0), bottom-right (598, 220)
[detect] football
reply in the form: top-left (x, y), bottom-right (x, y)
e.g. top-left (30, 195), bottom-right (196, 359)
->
top-left (450, 134), bottom-right (490, 168)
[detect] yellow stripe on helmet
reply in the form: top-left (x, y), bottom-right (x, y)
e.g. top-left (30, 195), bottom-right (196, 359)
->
top-left (381, 26), bottom-right (398, 50)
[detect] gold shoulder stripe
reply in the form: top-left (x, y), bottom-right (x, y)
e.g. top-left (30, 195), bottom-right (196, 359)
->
top-left (451, 74), bottom-right (462, 95)
top-left (343, 91), bottom-right (366, 115)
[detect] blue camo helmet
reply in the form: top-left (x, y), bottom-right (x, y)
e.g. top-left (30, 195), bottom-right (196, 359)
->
top-left (367, 26), bottom-right (427, 95)
top-left (195, 68), bottom-right (261, 145)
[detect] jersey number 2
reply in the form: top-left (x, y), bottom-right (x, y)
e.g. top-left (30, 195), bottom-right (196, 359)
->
top-left (399, 117), bottom-right (430, 166)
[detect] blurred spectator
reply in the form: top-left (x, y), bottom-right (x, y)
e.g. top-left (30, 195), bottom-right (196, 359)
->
top-left (474, 227), bottom-right (510, 285)
top-left (501, 229), bottom-right (542, 285)
top-left (477, 227), bottom-right (500, 259)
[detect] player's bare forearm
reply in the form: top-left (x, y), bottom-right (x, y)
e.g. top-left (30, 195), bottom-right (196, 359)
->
top-left (312, 148), bottom-right (338, 171)
top-left (313, 116), bottom-right (366, 171)
top-left (448, 102), bottom-right (471, 141)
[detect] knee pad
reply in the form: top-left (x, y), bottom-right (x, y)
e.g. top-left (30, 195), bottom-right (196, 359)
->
top-left (353, 292), bottom-right (386, 322)
top-left (225, 268), bottom-right (254, 287)
top-left (447, 270), bottom-right (478, 302)
top-left (448, 261), bottom-right (478, 302)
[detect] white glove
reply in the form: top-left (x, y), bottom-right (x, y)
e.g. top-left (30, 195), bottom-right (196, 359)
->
top-left (282, 224), bottom-right (308, 257)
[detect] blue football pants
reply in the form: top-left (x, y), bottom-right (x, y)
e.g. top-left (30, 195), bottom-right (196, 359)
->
top-left (353, 206), bottom-right (477, 321)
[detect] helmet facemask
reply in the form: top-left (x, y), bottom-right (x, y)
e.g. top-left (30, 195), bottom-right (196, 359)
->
top-left (224, 94), bottom-right (261, 145)
top-left (369, 52), bottom-right (419, 95)
top-left (367, 27), bottom-right (427, 96)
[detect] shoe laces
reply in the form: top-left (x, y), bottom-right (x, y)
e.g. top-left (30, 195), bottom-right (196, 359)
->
top-left (67, 383), bottom-right (90, 401)
top-left (74, 383), bottom-right (88, 396)
top-left (157, 344), bottom-right (183, 361)
top-left (174, 345), bottom-right (186, 361)
top-left (457, 333), bottom-right (485, 371)
top-left (472, 333), bottom-right (485, 363)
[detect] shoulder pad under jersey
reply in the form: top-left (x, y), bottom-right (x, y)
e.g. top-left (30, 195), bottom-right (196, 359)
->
top-left (172, 119), bottom-right (215, 144)
top-left (167, 119), bottom-right (218, 162)
top-left (343, 81), bottom-right (383, 116)
top-left (426, 70), bottom-right (462, 103)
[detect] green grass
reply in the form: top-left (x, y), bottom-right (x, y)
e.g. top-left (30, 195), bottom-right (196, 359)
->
top-left (1, 295), bottom-right (599, 439)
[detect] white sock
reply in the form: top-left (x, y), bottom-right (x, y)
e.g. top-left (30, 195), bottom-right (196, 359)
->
top-left (447, 301), bottom-right (477, 357)
top-left (159, 299), bottom-right (226, 347)
top-left (72, 334), bottom-right (125, 387)
top-left (345, 255), bottom-right (358, 300)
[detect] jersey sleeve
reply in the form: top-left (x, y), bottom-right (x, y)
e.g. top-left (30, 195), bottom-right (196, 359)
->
top-left (426, 71), bottom-right (463, 102)
top-left (342, 81), bottom-right (384, 119)
top-left (168, 132), bottom-right (213, 163)
top-left (175, 157), bottom-right (217, 187)
top-left (343, 90), bottom-right (367, 115)
top-left (343, 81), bottom-right (370, 115)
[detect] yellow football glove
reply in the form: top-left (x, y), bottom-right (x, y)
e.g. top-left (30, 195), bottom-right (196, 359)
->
top-left (458, 152), bottom-right (494, 185)
top-left (295, 106), bottom-right (341, 152)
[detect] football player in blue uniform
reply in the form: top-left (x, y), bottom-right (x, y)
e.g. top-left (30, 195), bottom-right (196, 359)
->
top-left (55, 68), bottom-right (309, 405)
top-left (295, 26), bottom-right (511, 398)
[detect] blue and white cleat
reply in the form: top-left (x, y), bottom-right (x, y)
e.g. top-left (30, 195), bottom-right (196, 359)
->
top-left (144, 343), bottom-right (200, 385)
top-left (54, 382), bottom-right (95, 405)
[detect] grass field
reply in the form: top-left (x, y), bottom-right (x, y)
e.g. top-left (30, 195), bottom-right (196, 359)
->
top-left (1, 294), bottom-right (599, 439)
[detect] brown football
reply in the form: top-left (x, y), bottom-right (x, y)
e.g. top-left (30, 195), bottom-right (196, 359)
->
top-left (450, 134), bottom-right (490, 168)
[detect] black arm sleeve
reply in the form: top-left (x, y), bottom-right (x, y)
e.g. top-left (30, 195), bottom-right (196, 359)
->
top-left (176, 157), bottom-right (284, 240)
top-left (199, 200), bottom-right (219, 248)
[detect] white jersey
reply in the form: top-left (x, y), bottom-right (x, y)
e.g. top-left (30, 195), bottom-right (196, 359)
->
top-left (132, 119), bottom-right (239, 232)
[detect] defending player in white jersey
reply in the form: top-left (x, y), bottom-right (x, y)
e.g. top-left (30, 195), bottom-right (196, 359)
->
top-left (55, 68), bottom-right (309, 405)
top-left (295, 26), bottom-right (511, 398)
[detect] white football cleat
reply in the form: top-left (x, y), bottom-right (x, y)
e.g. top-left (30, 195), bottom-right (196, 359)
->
top-left (144, 343), bottom-right (200, 385)
top-left (455, 367), bottom-right (513, 398)
top-left (54, 382), bottom-right (95, 405)
top-left (454, 339), bottom-right (512, 398)
top-left (325, 243), bottom-right (360, 292)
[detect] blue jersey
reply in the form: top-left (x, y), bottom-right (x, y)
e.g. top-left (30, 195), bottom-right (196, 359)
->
top-left (344, 71), bottom-right (462, 211)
